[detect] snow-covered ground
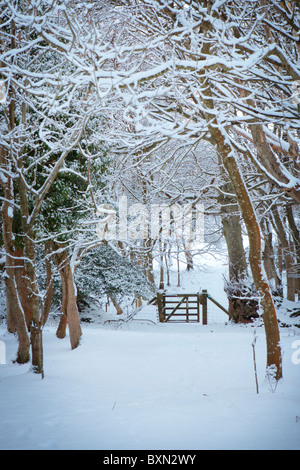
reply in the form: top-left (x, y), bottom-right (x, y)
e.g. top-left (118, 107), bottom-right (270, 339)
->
top-left (0, 256), bottom-right (300, 450)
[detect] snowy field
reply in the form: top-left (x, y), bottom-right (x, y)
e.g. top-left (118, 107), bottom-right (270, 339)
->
top-left (0, 259), bottom-right (300, 450)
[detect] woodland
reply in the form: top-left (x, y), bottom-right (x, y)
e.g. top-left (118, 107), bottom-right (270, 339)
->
top-left (1, 0), bottom-right (300, 390)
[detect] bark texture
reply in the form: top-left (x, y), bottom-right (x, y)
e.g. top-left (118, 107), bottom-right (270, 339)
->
top-left (54, 245), bottom-right (82, 350)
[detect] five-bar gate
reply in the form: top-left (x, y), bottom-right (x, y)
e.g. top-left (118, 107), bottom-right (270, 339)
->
top-left (155, 290), bottom-right (229, 324)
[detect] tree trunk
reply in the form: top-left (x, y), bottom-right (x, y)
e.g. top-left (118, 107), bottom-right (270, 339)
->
top-left (177, 243), bottom-right (181, 287)
top-left (5, 272), bottom-right (30, 364)
top-left (286, 204), bottom-right (300, 299)
top-left (5, 279), bottom-right (16, 334)
top-left (271, 206), bottom-right (296, 301)
top-left (249, 115), bottom-right (300, 204)
top-left (110, 293), bottom-right (123, 315)
top-left (27, 236), bottom-right (44, 376)
top-left (221, 149), bottom-right (282, 380)
top-left (219, 183), bottom-right (258, 322)
top-left (54, 245), bottom-right (82, 349)
top-left (65, 269), bottom-right (82, 349)
top-left (1, 215), bottom-right (30, 362)
top-left (18, 180), bottom-right (43, 375)
top-left (13, 79), bottom-right (44, 375)
top-left (183, 241), bottom-right (194, 271)
top-left (222, 212), bottom-right (247, 282)
top-left (14, 246), bottom-right (31, 330)
top-left (143, 238), bottom-right (155, 284)
top-left (56, 311), bottom-right (68, 339)
top-left (260, 217), bottom-right (283, 297)
top-left (164, 242), bottom-right (170, 286)
top-left (0, 148), bottom-right (30, 364)
top-left (199, 73), bottom-right (282, 379)
top-left (56, 253), bottom-right (68, 339)
top-left (41, 241), bottom-right (54, 327)
top-left (0, 72), bottom-right (32, 367)
top-left (222, 212), bottom-right (259, 323)
top-left (159, 248), bottom-right (164, 290)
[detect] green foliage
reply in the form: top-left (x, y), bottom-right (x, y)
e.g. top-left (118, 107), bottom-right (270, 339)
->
top-left (75, 244), bottom-right (155, 305)
top-left (37, 146), bottom-right (111, 239)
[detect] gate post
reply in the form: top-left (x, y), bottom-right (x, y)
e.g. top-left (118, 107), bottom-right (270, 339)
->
top-left (157, 292), bottom-right (165, 322)
top-left (201, 289), bottom-right (208, 325)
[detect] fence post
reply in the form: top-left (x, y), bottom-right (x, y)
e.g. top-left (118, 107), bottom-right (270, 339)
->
top-left (157, 292), bottom-right (165, 323)
top-left (201, 289), bottom-right (208, 325)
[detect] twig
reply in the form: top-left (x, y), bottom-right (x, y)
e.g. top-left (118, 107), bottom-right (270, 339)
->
top-left (252, 328), bottom-right (259, 394)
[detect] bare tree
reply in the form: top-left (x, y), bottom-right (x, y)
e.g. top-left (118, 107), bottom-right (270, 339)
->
top-left (0, 0), bottom-right (97, 375)
top-left (90, 0), bottom-right (287, 380)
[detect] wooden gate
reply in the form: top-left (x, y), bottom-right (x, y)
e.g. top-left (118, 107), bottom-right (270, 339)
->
top-left (155, 289), bottom-right (229, 324)
top-left (159, 293), bottom-right (200, 323)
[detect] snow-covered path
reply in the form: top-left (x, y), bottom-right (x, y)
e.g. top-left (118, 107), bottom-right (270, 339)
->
top-left (0, 259), bottom-right (299, 450)
top-left (0, 317), bottom-right (299, 450)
